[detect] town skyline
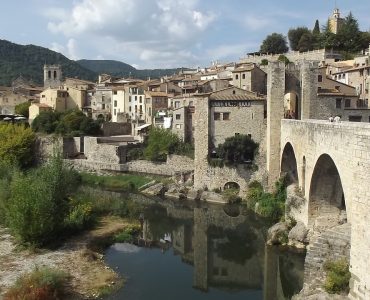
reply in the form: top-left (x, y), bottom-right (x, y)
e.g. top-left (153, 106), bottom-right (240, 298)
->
top-left (0, 0), bottom-right (369, 69)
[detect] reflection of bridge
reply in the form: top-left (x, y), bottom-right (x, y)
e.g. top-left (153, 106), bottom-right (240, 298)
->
top-left (280, 119), bottom-right (370, 299)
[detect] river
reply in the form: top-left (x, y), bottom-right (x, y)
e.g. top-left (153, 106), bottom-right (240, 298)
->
top-left (104, 197), bottom-right (305, 300)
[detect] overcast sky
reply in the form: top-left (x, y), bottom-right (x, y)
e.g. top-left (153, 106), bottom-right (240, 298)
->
top-left (0, 0), bottom-right (369, 69)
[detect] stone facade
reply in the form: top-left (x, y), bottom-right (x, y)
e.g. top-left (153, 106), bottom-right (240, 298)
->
top-left (281, 119), bottom-right (370, 300)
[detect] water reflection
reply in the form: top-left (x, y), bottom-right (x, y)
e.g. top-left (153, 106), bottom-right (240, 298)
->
top-left (105, 200), bottom-right (305, 300)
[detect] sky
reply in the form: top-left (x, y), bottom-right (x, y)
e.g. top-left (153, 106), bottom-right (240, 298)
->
top-left (0, 0), bottom-right (369, 69)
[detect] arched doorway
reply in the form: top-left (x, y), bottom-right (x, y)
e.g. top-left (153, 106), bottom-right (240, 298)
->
top-left (224, 182), bottom-right (240, 191)
top-left (281, 143), bottom-right (298, 185)
top-left (284, 92), bottom-right (300, 119)
top-left (309, 154), bottom-right (346, 229)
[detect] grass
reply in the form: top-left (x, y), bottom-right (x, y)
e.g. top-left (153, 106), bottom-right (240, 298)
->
top-left (80, 172), bottom-right (152, 191)
top-left (4, 267), bottom-right (69, 300)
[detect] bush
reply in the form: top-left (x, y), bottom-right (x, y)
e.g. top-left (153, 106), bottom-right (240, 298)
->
top-left (0, 162), bottom-right (18, 225)
top-left (215, 134), bottom-right (258, 165)
top-left (323, 259), bottom-right (351, 294)
top-left (6, 155), bottom-right (80, 246)
top-left (4, 267), bottom-right (68, 300)
top-left (127, 148), bottom-right (144, 161)
top-left (144, 127), bottom-right (193, 161)
top-left (0, 123), bottom-right (36, 168)
top-left (15, 101), bottom-right (31, 118)
top-left (114, 224), bottom-right (141, 243)
top-left (65, 201), bottom-right (94, 232)
top-left (222, 188), bottom-right (241, 204)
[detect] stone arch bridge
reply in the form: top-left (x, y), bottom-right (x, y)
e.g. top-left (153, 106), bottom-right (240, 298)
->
top-left (280, 119), bottom-right (370, 299)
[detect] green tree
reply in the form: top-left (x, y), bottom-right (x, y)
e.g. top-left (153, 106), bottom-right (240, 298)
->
top-left (288, 27), bottom-right (311, 51)
top-left (32, 110), bottom-right (61, 134)
top-left (278, 55), bottom-right (290, 65)
top-left (14, 101), bottom-right (31, 118)
top-left (298, 32), bottom-right (314, 52)
top-left (313, 20), bottom-right (320, 36)
top-left (216, 134), bottom-right (258, 164)
top-left (260, 33), bottom-right (288, 54)
top-left (144, 128), bottom-right (181, 161)
top-left (0, 123), bottom-right (35, 168)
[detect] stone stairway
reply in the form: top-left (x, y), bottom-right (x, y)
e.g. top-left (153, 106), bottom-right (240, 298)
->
top-left (304, 223), bottom-right (351, 291)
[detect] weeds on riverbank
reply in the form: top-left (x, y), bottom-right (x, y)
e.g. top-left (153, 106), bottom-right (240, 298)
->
top-left (323, 259), bottom-right (351, 294)
top-left (4, 267), bottom-right (68, 300)
top-left (245, 178), bottom-right (287, 222)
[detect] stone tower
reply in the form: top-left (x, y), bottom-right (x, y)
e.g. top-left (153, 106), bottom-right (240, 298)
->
top-left (44, 65), bottom-right (62, 88)
top-left (329, 8), bottom-right (344, 34)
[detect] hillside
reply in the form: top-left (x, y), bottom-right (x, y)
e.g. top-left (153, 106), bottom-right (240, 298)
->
top-left (0, 39), bottom-right (97, 86)
top-left (77, 59), bottom-right (188, 79)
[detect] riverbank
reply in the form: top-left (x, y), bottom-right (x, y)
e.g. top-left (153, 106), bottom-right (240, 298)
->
top-left (0, 216), bottom-right (136, 299)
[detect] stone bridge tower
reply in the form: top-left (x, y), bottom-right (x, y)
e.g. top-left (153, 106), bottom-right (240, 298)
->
top-left (266, 61), bottom-right (318, 187)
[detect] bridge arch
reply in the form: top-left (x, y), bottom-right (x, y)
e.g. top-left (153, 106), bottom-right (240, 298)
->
top-left (280, 142), bottom-right (298, 185)
top-left (308, 154), bottom-right (346, 228)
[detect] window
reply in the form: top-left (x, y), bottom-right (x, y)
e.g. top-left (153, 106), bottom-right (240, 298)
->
top-left (135, 96), bottom-right (137, 101)
top-left (349, 116), bottom-right (362, 122)
top-left (336, 98), bottom-right (342, 108)
top-left (235, 74), bottom-right (239, 80)
top-left (129, 96), bottom-right (131, 102)
top-left (232, 90), bottom-right (236, 95)
top-left (129, 106), bottom-right (131, 112)
top-left (242, 74), bottom-right (246, 79)
top-left (113, 91), bottom-right (117, 95)
top-left (214, 112), bottom-right (221, 120)
top-left (345, 99), bottom-right (351, 108)
top-left (114, 100), bottom-right (117, 107)
top-left (318, 75), bottom-right (322, 82)
top-left (114, 109), bottom-right (116, 116)
top-left (102, 104), bottom-right (105, 109)
top-left (223, 112), bottom-right (230, 120)
top-left (176, 124), bottom-right (182, 129)
top-left (176, 114), bottom-right (181, 120)
top-left (175, 101), bottom-right (180, 108)
top-left (139, 96), bottom-right (142, 103)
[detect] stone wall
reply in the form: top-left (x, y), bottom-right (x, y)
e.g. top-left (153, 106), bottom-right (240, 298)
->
top-left (35, 136), bottom-right (81, 162)
top-left (66, 154), bottom-right (194, 177)
top-left (84, 137), bottom-right (125, 164)
top-left (102, 122), bottom-right (131, 136)
top-left (240, 49), bottom-right (340, 65)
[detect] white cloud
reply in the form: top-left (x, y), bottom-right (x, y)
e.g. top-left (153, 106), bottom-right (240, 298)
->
top-left (49, 39), bottom-right (80, 60)
top-left (207, 43), bottom-right (258, 61)
top-left (45, 0), bottom-right (216, 67)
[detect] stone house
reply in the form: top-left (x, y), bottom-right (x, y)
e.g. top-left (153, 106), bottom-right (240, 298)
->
top-left (198, 79), bottom-right (230, 94)
top-left (317, 67), bottom-right (370, 122)
top-left (144, 91), bottom-right (168, 125)
top-left (111, 86), bottom-right (127, 122)
top-left (195, 87), bottom-right (266, 149)
top-left (0, 87), bottom-right (30, 114)
top-left (231, 64), bottom-right (267, 95)
top-left (171, 105), bottom-right (194, 143)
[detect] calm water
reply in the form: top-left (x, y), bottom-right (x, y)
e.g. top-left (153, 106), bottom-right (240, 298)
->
top-left (104, 200), bottom-right (305, 300)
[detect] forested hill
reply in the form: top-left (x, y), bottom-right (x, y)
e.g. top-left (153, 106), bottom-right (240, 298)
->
top-left (0, 39), bottom-right (97, 86)
top-left (77, 59), bottom-right (189, 79)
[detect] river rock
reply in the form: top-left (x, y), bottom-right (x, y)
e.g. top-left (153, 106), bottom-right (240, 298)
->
top-left (187, 189), bottom-right (200, 201)
top-left (267, 222), bottom-right (289, 245)
top-left (144, 183), bottom-right (165, 196)
top-left (200, 191), bottom-right (226, 204)
top-left (289, 221), bottom-right (309, 244)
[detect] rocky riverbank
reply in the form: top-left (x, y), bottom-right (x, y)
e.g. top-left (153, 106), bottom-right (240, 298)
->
top-left (0, 216), bottom-right (134, 299)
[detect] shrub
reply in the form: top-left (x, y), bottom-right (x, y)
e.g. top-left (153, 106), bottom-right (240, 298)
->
top-left (15, 101), bottom-right (31, 118)
top-left (6, 154), bottom-right (80, 246)
top-left (0, 123), bottom-right (36, 168)
top-left (114, 224), bottom-right (141, 243)
top-left (4, 267), bottom-right (68, 300)
top-left (222, 188), bottom-right (241, 204)
top-left (215, 134), bottom-right (258, 165)
top-left (127, 148), bottom-right (144, 161)
top-left (323, 259), bottom-right (351, 294)
top-left (65, 202), bottom-right (94, 232)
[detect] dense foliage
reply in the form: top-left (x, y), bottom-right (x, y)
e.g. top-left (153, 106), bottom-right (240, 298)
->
top-left (15, 101), bottom-right (31, 118)
top-left (5, 155), bottom-right (80, 246)
top-left (0, 39), bottom-right (96, 86)
top-left (215, 134), bottom-right (258, 165)
top-left (260, 33), bottom-right (289, 54)
top-left (144, 127), bottom-right (194, 161)
top-left (323, 259), bottom-right (351, 294)
top-left (0, 123), bottom-right (36, 168)
top-left (32, 110), bottom-right (101, 136)
top-left (4, 267), bottom-right (68, 300)
top-left (245, 178), bottom-right (287, 222)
